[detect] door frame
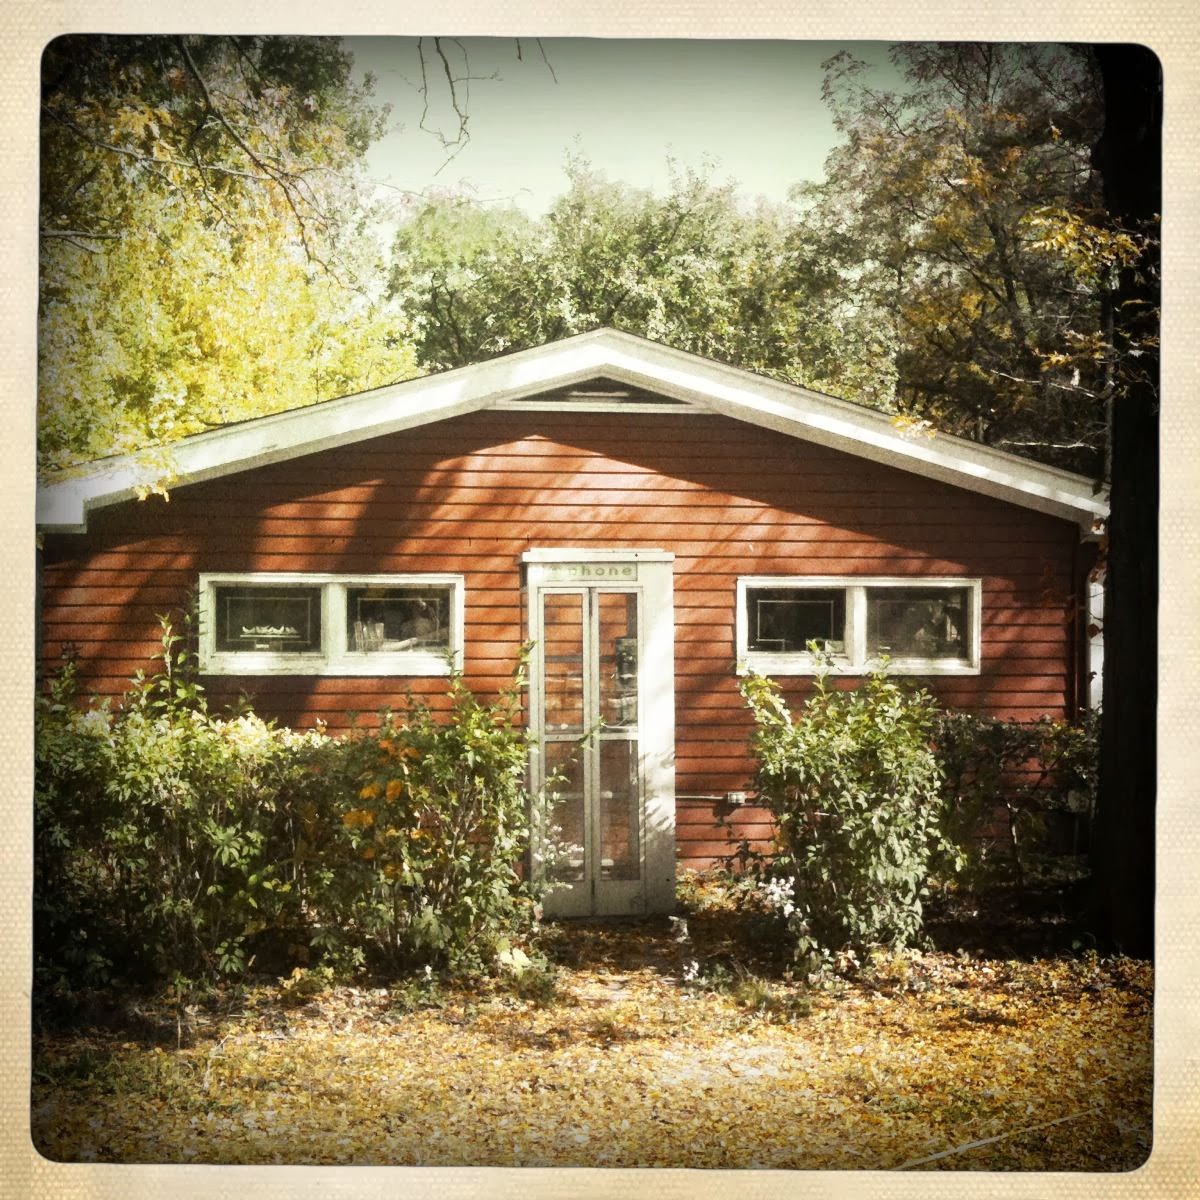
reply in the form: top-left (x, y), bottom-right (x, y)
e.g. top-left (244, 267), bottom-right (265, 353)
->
top-left (522, 548), bottom-right (676, 915)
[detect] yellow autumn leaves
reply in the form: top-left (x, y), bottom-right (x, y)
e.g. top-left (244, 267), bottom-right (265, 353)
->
top-left (341, 740), bottom-right (443, 868)
top-left (30, 917), bottom-right (1154, 1170)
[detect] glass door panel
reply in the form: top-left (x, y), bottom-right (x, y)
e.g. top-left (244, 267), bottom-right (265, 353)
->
top-left (598, 737), bottom-right (641, 881)
top-left (541, 592), bottom-right (585, 732)
top-left (598, 591), bottom-right (638, 729)
top-left (542, 740), bottom-right (585, 883)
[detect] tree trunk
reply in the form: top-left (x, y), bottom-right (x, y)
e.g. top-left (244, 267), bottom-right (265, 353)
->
top-left (1090, 45), bottom-right (1161, 958)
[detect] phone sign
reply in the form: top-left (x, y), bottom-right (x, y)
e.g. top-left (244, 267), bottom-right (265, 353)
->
top-left (542, 562), bottom-right (639, 583)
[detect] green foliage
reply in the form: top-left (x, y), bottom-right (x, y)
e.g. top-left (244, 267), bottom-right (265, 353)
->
top-left (41, 35), bottom-right (386, 260)
top-left (35, 617), bottom-right (541, 990)
top-left (307, 664), bottom-right (539, 973)
top-left (39, 196), bottom-right (416, 474)
top-left (495, 944), bottom-right (561, 1006)
top-left (803, 44), bottom-right (1118, 472)
top-left (39, 35), bottom-right (415, 474)
top-left (35, 618), bottom-right (325, 988)
top-left (388, 158), bottom-right (896, 411)
top-left (387, 965), bottom-right (446, 1014)
top-left (933, 709), bottom-right (1098, 886)
top-left (740, 664), bottom-right (949, 963)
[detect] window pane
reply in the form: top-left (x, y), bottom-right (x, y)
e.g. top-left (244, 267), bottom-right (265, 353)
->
top-left (347, 586), bottom-right (451, 654)
top-left (747, 588), bottom-right (845, 653)
top-left (215, 586), bottom-right (322, 652)
top-left (867, 587), bottom-right (969, 660)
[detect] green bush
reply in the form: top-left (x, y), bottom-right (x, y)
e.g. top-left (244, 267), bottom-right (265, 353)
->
top-left (35, 620), bottom-right (323, 987)
top-left (309, 667), bottom-right (538, 974)
top-left (740, 665), bottom-right (950, 964)
top-left (933, 709), bottom-right (1098, 885)
top-left (35, 617), bottom-right (541, 990)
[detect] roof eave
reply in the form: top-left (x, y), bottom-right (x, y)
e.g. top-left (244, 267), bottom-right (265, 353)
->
top-left (36, 328), bottom-right (1109, 535)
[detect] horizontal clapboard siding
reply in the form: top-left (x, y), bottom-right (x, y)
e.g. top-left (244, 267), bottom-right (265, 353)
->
top-left (42, 408), bottom-right (1083, 866)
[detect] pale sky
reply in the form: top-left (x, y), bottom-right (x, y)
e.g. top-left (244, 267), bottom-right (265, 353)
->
top-left (344, 38), bottom-right (898, 215)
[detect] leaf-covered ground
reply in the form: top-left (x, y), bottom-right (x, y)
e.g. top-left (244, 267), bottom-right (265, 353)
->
top-left (31, 905), bottom-right (1152, 1171)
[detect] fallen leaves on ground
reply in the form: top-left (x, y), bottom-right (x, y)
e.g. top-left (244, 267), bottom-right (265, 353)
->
top-left (31, 921), bottom-right (1152, 1171)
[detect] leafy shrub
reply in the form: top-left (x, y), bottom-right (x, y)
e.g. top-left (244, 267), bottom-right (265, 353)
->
top-left (933, 710), bottom-right (1098, 886)
top-left (740, 665), bottom-right (950, 964)
top-left (496, 943), bottom-right (560, 1006)
top-left (35, 620), bottom-right (323, 988)
top-left (387, 965), bottom-right (445, 1014)
top-left (35, 617), bottom-right (542, 990)
top-left (310, 667), bottom-right (539, 973)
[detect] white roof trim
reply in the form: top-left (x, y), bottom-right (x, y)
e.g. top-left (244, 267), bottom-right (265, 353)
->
top-left (37, 328), bottom-right (1108, 534)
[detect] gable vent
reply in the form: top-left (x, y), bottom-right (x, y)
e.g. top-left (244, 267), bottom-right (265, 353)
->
top-left (499, 377), bottom-right (696, 411)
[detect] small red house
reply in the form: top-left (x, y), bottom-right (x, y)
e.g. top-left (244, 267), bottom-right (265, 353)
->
top-left (36, 329), bottom-right (1108, 917)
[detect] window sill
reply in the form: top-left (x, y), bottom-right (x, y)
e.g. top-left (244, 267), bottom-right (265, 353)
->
top-left (201, 652), bottom-right (455, 677)
top-left (736, 654), bottom-right (980, 677)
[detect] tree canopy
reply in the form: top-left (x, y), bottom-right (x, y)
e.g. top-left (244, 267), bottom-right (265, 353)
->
top-left (41, 38), bottom-right (1133, 480)
top-left (387, 158), bottom-right (898, 411)
top-left (39, 35), bottom-right (414, 475)
top-left (41, 35), bottom-right (385, 261)
top-left (385, 46), bottom-right (1132, 474)
top-left (795, 43), bottom-right (1135, 474)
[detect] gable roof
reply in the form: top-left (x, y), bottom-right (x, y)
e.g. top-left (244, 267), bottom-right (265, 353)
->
top-left (37, 327), bottom-right (1108, 534)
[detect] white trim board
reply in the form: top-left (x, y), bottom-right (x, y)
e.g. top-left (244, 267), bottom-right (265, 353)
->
top-left (37, 328), bottom-right (1109, 534)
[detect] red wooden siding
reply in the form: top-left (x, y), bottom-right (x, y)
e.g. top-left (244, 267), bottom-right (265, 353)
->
top-left (40, 408), bottom-right (1083, 869)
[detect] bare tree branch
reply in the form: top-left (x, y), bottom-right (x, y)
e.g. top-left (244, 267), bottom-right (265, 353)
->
top-left (175, 38), bottom-right (318, 262)
top-left (892, 1106), bottom-right (1095, 1170)
top-left (534, 39), bottom-right (558, 83)
top-left (42, 102), bottom-right (284, 187)
top-left (41, 229), bottom-right (122, 241)
top-left (985, 366), bottom-right (1104, 400)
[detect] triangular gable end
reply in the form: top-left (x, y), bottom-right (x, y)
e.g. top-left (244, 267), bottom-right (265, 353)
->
top-left (36, 328), bottom-right (1109, 534)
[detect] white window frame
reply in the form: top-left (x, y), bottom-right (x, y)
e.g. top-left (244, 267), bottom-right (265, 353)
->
top-left (198, 572), bottom-right (465, 676)
top-left (735, 576), bottom-right (982, 677)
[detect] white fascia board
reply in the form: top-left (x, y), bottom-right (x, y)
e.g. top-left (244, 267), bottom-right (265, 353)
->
top-left (36, 327), bottom-right (1109, 534)
top-left (584, 336), bottom-right (1109, 531)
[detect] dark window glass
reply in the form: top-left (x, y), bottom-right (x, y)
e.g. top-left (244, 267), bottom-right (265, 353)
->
top-left (347, 586), bottom-right (451, 653)
top-left (867, 587), bottom-right (969, 660)
top-left (747, 588), bottom-right (846, 653)
top-left (215, 586), bottom-right (322, 653)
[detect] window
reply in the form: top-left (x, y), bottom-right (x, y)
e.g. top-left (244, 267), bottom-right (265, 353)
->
top-left (199, 573), bottom-right (464, 676)
top-left (736, 577), bottom-right (980, 676)
top-left (745, 587), bottom-right (846, 654)
top-left (866, 586), bottom-right (969, 661)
